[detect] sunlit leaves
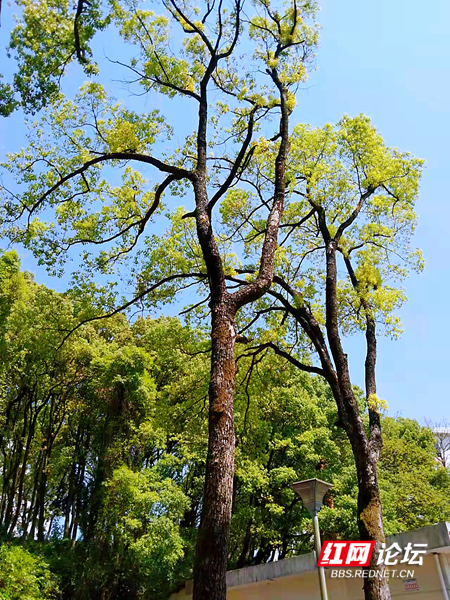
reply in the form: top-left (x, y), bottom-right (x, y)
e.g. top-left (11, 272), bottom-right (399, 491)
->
top-left (1, 0), bottom-right (321, 330)
top-left (6, 0), bottom-right (107, 113)
top-left (0, 77), bottom-right (18, 117)
top-left (0, 545), bottom-right (59, 599)
top-left (1, 83), bottom-right (174, 278)
top-left (227, 114), bottom-right (423, 339)
top-left (249, 0), bottom-right (319, 86)
top-left (101, 464), bottom-right (190, 588)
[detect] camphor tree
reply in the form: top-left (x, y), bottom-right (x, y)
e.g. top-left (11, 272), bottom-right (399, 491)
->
top-left (219, 115), bottom-right (423, 600)
top-left (0, 0), bottom-right (318, 597)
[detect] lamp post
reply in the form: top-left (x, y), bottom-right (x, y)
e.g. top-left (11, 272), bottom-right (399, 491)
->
top-left (292, 478), bottom-right (333, 600)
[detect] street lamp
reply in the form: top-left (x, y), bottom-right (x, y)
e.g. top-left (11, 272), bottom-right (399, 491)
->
top-left (292, 478), bottom-right (333, 600)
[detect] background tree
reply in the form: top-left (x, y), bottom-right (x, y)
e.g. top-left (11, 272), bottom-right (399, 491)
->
top-left (208, 114), bottom-right (423, 600)
top-left (424, 419), bottom-right (450, 468)
top-left (377, 418), bottom-right (450, 533)
top-left (0, 543), bottom-right (59, 599)
top-left (0, 254), bottom-right (196, 598)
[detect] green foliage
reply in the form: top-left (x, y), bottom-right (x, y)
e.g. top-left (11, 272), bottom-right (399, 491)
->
top-left (0, 255), bottom-right (195, 598)
top-left (221, 114), bottom-right (424, 341)
top-left (0, 544), bottom-right (59, 599)
top-left (230, 361), bottom-right (346, 562)
top-left (4, 0), bottom-right (107, 114)
top-left (98, 466), bottom-right (189, 596)
top-left (0, 250), bottom-right (28, 330)
top-left (379, 418), bottom-right (450, 534)
top-left (3, 81), bottom-right (171, 276)
top-left (0, 257), bottom-right (447, 596)
top-left (0, 78), bottom-right (18, 117)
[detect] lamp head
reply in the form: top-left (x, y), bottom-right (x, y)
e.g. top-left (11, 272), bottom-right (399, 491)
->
top-left (292, 478), bottom-right (333, 517)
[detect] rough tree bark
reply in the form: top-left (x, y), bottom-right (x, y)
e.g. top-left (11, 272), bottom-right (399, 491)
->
top-left (325, 239), bottom-right (389, 599)
top-left (193, 300), bottom-right (237, 599)
top-left (262, 233), bottom-right (392, 600)
top-left (192, 65), bottom-right (291, 600)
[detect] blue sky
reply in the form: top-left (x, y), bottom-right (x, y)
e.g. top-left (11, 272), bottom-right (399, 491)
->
top-left (1, 0), bottom-right (449, 422)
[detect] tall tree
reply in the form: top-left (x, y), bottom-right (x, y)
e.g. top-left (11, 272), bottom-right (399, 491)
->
top-left (1, 1), bottom-right (318, 597)
top-left (424, 419), bottom-right (450, 468)
top-left (220, 115), bottom-right (423, 600)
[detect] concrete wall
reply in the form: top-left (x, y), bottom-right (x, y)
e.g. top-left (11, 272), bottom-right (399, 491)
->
top-left (170, 522), bottom-right (450, 600)
top-left (170, 554), bottom-right (449, 600)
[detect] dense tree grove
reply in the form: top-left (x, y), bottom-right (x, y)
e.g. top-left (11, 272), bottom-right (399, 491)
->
top-left (0, 253), bottom-right (448, 599)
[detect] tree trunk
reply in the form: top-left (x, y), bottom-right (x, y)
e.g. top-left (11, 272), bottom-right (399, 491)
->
top-left (236, 518), bottom-right (253, 569)
top-left (328, 385), bottom-right (390, 600)
top-left (193, 301), bottom-right (237, 600)
top-left (191, 35), bottom-right (289, 598)
top-left (349, 433), bottom-right (390, 600)
top-left (324, 240), bottom-right (391, 600)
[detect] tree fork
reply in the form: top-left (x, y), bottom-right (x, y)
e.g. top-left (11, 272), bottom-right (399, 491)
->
top-left (325, 243), bottom-right (391, 600)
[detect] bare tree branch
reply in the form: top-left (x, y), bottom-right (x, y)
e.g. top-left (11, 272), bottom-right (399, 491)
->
top-left (23, 153), bottom-right (193, 220)
top-left (208, 108), bottom-right (257, 213)
top-left (57, 272), bottom-right (206, 349)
